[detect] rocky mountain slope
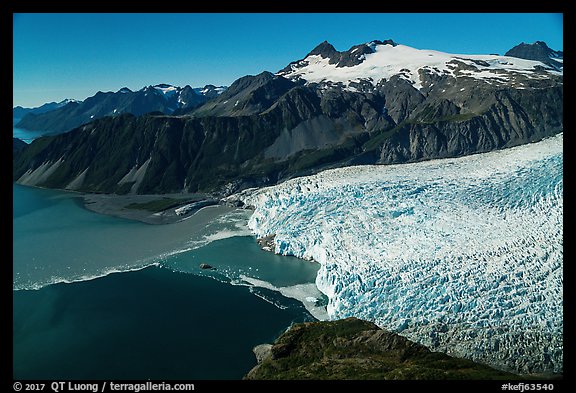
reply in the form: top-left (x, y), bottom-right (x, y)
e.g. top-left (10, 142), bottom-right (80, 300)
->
top-left (245, 317), bottom-right (521, 380)
top-left (13, 138), bottom-right (28, 155)
top-left (505, 41), bottom-right (563, 71)
top-left (13, 40), bottom-right (562, 195)
top-left (14, 84), bottom-right (226, 135)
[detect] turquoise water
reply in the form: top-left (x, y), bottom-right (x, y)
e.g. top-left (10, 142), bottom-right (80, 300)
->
top-left (13, 184), bottom-right (322, 379)
top-left (13, 117), bottom-right (77, 143)
top-left (13, 118), bottom-right (47, 143)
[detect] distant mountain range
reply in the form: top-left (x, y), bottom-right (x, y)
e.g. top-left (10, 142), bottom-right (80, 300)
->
top-left (14, 84), bottom-right (226, 134)
top-left (14, 40), bottom-right (563, 196)
top-left (13, 99), bottom-right (77, 120)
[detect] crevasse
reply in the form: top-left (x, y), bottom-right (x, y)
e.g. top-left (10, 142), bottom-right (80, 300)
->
top-left (239, 134), bottom-right (563, 374)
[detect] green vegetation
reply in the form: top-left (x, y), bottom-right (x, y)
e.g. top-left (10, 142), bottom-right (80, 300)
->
top-left (413, 112), bottom-right (479, 124)
top-left (407, 101), bottom-right (481, 125)
top-left (289, 148), bottom-right (342, 172)
top-left (363, 124), bottom-right (405, 151)
top-left (114, 182), bottom-right (135, 195)
top-left (124, 198), bottom-right (194, 212)
top-left (246, 317), bottom-right (523, 380)
top-left (287, 138), bottom-right (359, 173)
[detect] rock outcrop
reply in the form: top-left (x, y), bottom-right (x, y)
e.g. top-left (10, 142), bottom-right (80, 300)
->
top-left (245, 317), bottom-right (523, 380)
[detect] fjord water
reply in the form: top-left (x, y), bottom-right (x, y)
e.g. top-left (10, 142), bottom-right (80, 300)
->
top-left (13, 118), bottom-right (47, 143)
top-left (13, 266), bottom-right (312, 379)
top-left (13, 184), bottom-right (320, 379)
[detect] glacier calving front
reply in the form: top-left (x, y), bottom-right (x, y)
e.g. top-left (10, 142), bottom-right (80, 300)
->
top-left (238, 134), bottom-right (563, 374)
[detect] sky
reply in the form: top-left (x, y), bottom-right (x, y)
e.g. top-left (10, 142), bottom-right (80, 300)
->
top-left (13, 13), bottom-right (563, 108)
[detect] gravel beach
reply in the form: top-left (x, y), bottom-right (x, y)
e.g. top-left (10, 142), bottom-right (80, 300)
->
top-left (81, 193), bottom-right (217, 224)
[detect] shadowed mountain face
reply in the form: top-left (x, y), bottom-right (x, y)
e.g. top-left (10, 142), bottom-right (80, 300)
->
top-left (505, 41), bottom-right (563, 71)
top-left (13, 40), bottom-right (563, 196)
top-left (13, 138), bottom-right (27, 155)
top-left (13, 100), bottom-right (73, 120)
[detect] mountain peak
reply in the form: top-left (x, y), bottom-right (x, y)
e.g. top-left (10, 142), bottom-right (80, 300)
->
top-left (280, 39), bottom-right (401, 75)
top-left (279, 38), bottom-right (562, 91)
top-left (15, 83), bottom-right (229, 135)
top-left (505, 41), bottom-right (563, 70)
top-left (507, 40), bottom-right (551, 53)
top-left (307, 39), bottom-right (398, 60)
top-left (369, 39), bottom-right (397, 48)
top-left (151, 84), bottom-right (178, 97)
top-left (59, 98), bottom-right (79, 105)
top-left (308, 40), bottom-right (338, 58)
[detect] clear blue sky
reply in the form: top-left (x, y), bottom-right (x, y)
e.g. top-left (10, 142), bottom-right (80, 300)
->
top-left (13, 13), bottom-right (563, 108)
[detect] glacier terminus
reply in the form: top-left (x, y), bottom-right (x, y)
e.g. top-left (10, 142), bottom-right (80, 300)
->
top-left (236, 134), bottom-right (563, 374)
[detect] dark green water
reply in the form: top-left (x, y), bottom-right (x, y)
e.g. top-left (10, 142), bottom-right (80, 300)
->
top-left (13, 184), bottom-right (322, 379)
top-left (13, 266), bottom-right (311, 380)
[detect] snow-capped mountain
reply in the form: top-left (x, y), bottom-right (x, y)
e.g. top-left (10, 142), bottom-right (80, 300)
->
top-left (279, 39), bottom-right (562, 92)
top-left (15, 83), bottom-right (227, 134)
top-left (504, 41), bottom-right (563, 71)
top-left (14, 39), bottom-right (562, 196)
top-left (12, 38), bottom-right (563, 376)
top-left (193, 84), bottom-right (227, 99)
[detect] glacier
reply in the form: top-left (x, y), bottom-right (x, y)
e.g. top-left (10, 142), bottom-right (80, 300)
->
top-left (237, 134), bottom-right (563, 374)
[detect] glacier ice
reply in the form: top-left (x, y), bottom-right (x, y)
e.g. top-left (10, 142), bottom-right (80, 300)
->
top-left (238, 134), bottom-right (563, 374)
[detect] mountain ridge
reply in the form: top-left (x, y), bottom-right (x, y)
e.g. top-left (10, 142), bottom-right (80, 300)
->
top-left (14, 83), bottom-right (227, 135)
top-left (278, 39), bottom-right (562, 91)
top-left (244, 317), bottom-right (540, 380)
top-left (505, 41), bottom-right (563, 71)
top-left (13, 99), bottom-right (76, 120)
top-left (13, 39), bottom-right (563, 196)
